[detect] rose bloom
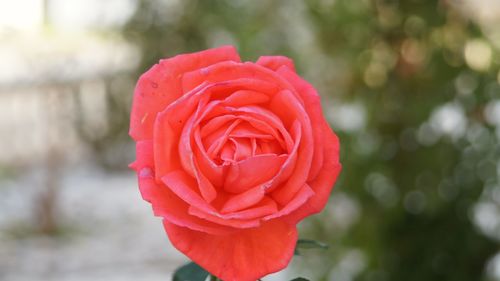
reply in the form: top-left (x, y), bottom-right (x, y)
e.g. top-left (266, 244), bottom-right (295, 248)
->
top-left (129, 46), bottom-right (341, 281)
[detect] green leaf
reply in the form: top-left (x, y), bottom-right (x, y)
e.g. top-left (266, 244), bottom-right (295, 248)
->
top-left (294, 239), bottom-right (329, 255)
top-left (290, 278), bottom-right (310, 281)
top-left (297, 239), bottom-right (329, 249)
top-left (173, 262), bottom-right (209, 281)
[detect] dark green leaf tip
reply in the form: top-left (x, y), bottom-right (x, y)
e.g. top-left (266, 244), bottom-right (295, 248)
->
top-left (173, 261), bottom-right (209, 281)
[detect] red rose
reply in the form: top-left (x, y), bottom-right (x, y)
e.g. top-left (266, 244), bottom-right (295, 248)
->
top-left (129, 46), bottom-right (341, 281)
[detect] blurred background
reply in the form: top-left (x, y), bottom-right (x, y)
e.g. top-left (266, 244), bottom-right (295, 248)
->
top-left (0, 0), bottom-right (499, 280)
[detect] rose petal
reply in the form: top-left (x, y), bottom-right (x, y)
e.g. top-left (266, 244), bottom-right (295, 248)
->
top-left (161, 170), bottom-right (216, 215)
top-left (229, 138), bottom-right (253, 161)
top-left (130, 45), bottom-right (240, 141)
top-left (251, 138), bottom-right (258, 156)
top-left (163, 219), bottom-right (297, 281)
top-left (200, 114), bottom-right (238, 138)
top-left (153, 81), bottom-right (211, 180)
top-left (220, 143), bottom-right (236, 163)
top-left (229, 123), bottom-right (274, 140)
top-left (179, 102), bottom-right (217, 202)
top-left (262, 120), bottom-right (301, 193)
top-left (222, 90), bottom-right (270, 106)
top-left (263, 184), bottom-right (314, 221)
top-left (256, 55), bottom-right (296, 72)
top-left (285, 122), bottom-right (341, 224)
top-left (218, 197), bottom-right (277, 220)
top-left (181, 61), bottom-right (300, 104)
top-left (237, 115), bottom-right (289, 151)
top-left (132, 141), bottom-right (234, 235)
top-left (132, 140), bottom-right (155, 202)
top-left (224, 154), bottom-right (287, 194)
top-left (130, 140), bottom-right (154, 172)
top-left (227, 105), bottom-right (294, 152)
top-left (269, 90), bottom-right (314, 205)
top-left (193, 128), bottom-right (225, 187)
top-left (277, 65), bottom-right (327, 180)
top-left (188, 206), bottom-right (260, 229)
top-left (144, 177), bottom-right (235, 235)
top-left (215, 122), bottom-right (301, 215)
top-left (220, 185), bottom-right (266, 213)
top-left (224, 120), bottom-right (301, 197)
top-left (207, 120), bottom-right (242, 158)
top-left (259, 139), bottom-right (283, 154)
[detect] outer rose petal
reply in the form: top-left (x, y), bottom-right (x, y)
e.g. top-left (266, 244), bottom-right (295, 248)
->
top-left (269, 90), bottom-right (314, 205)
top-left (129, 140), bottom-right (154, 173)
top-left (144, 177), bottom-right (236, 235)
top-left (263, 184), bottom-right (314, 221)
top-left (163, 220), bottom-right (297, 281)
top-left (131, 141), bottom-right (235, 235)
top-left (132, 141), bottom-right (155, 202)
top-left (285, 122), bottom-right (342, 224)
top-left (256, 55), bottom-right (296, 72)
top-left (181, 60), bottom-right (303, 104)
top-left (130, 45), bottom-right (241, 141)
top-left (276, 65), bottom-right (327, 181)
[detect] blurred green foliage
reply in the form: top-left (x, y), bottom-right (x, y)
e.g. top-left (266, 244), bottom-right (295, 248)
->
top-left (121, 0), bottom-right (500, 280)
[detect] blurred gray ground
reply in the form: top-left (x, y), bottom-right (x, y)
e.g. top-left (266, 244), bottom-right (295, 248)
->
top-left (0, 166), bottom-right (186, 281)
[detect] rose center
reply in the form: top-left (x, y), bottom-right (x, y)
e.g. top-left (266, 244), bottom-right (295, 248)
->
top-left (201, 119), bottom-right (285, 166)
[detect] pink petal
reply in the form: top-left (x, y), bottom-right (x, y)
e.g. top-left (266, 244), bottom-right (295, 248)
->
top-left (236, 115), bottom-right (289, 151)
top-left (153, 81), bottom-right (211, 180)
top-left (256, 55), bottom-right (296, 72)
top-left (262, 120), bottom-right (301, 193)
top-left (130, 140), bottom-right (154, 172)
top-left (163, 219), bottom-right (297, 281)
top-left (132, 141), bottom-right (233, 235)
top-left (218, 197), bottom-right (278, 220)
top-left (145, 177), bottom-right (235, 235)
top-left (193, 128), bottom-right (225, 187)
top-left (161, 170), bottom-right (216, 215)
top-left (178, 105), bottom-right (217, 202)
top-left (182, 61), bottom-right (284, 94)
top-left (206, 119), bottom-right (242, 158)
top-left (188, 206), bottom-right (260, 229)
top-left (220, 185), bottom-right (266, 213)
top-left (277, 65), bottom-right (327, 180)
top-left (285, 122), bottom-right (342, 224)
top-left (229, 123), bottom-right (274, 140)
top-left (130, 45), bottom-right (240, 141)
top-left (269, 90), bottom-right (314, 205)
top-left (227, 105), bottom-right (294, 152)
top-left (224, 154), bottom-right (288, 194)
top-left (263, 184), bottom-right (314, 221)
top-left (229, 138), bottom-right (253, 161)
top-left (200, 114), bottom-right (238, 138)
top-left (223, 90), bottom-right (270, 106)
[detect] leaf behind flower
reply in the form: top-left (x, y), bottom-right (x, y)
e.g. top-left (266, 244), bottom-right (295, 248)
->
top-left (173, 261), bottom-right (209, 281)
top-left (294, 239), bottom-right (329, 255)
